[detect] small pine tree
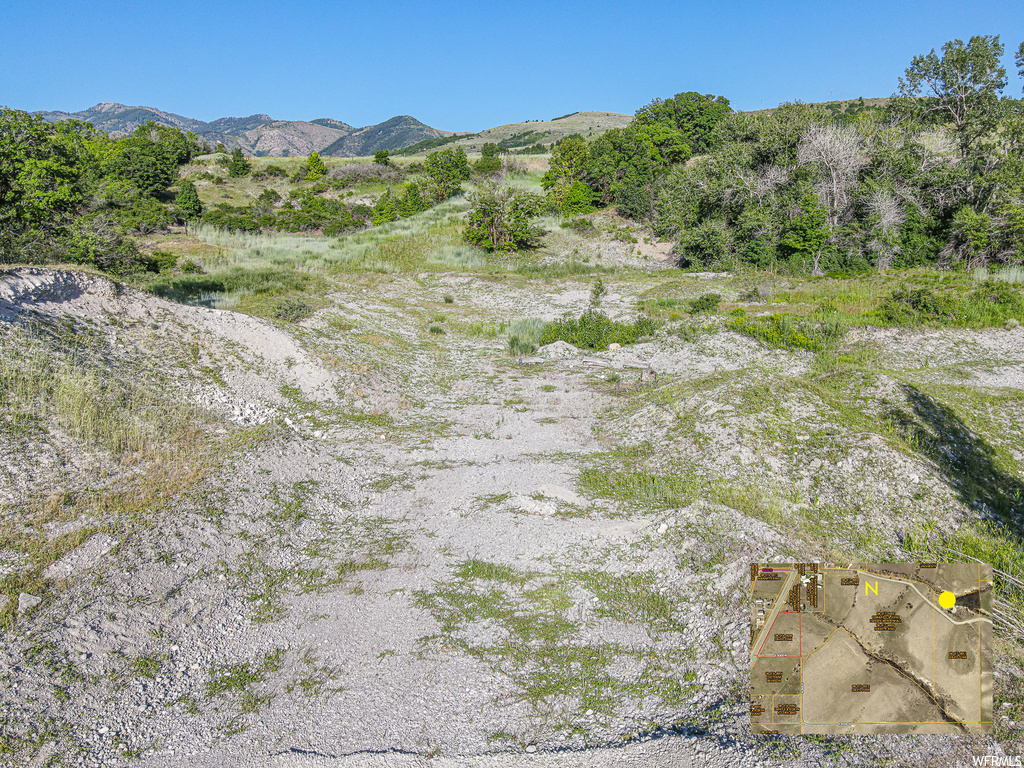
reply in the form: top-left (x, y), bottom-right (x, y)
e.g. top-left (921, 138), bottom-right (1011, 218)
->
top-left (227, 148), bottom-right (251, 177)
top-left (305, 152), bottom-right (327, 180)
top-left (175, 179), bottom-right (202, 219)
top-left (373, 149), bottom-right (391, 166)
top-left (372, 189), bottom-right (399, 226)
top-left (398, 183), bottom-right (426, 217)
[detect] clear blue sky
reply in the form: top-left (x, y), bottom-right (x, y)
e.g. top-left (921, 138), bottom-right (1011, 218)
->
top-left (2, 0), bottom-right (1021, 131)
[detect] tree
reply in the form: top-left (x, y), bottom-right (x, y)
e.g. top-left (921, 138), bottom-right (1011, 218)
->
top-left (543, 135), bottom-right (590, 189)
top-left (896, 35), bottom-right (1008, 157)
top-left (424, 147), bottom-right (470, 201)
top-left (474, 142), bottom-right (502, 176)
top-left (228, 147), bottom-right (252, 177)
top-left (781, 192), bottom-right (830, 273)
top-left (1017, 41), bottom-right (1024, 92)
top-left (372, 189), bottom-right (399, 225)
top-left (632, 91), bottom-right (731, 155)
top-left (175, 179), bottom-right (202, 223)
top-left (398, 182), bottom-right (427, 217)
top-left (796, 124), bottom-right (865, 233)
top-left (585, 128), bottom-right (657, 210)
top-left (373, 149), bottom-right (391, 166)
top-left (0, 108), bottom-right (87, 230)
top-left (464, 183), bottom-right (543, 252)
top-left (304, 151), bottom-right (327, 180)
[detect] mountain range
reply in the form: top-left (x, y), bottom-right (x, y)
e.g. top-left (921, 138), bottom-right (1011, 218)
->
top-left (34, 102), bottom-right (457, 158)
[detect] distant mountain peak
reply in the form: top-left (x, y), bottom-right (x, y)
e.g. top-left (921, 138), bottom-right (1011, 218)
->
top-left (32, 103), bottom-right (455, 158)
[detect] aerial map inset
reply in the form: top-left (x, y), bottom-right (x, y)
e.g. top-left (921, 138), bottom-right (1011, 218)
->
top-left (750, 562), bottom-right (993, 734)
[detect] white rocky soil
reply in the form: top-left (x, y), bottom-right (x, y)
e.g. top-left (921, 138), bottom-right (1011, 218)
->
top-left (1, 267), bottom-right (1021, 767)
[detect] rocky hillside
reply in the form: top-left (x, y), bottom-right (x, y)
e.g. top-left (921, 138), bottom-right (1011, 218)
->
top-left (34, 102), bottom-right (452, 157)
top-left (319, 115), bottom-right (451, 157)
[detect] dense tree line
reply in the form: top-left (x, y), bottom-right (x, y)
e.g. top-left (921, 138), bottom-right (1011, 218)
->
top-left (543, 36), bottom-right (1024, 273)
top-left (0, 109), bottom-right (204, 271)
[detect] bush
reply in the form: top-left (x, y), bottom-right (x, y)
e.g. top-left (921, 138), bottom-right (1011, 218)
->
top-left (372, 190), bottom-right (399, 226)
top-left (875, 282), bottom-right (1024, 327)
top-left (274, 297), bottom-right (313, 323)
top-left (305, 152), bottom-right (327, 181)
top-left (727, 313), bottom-right (845, 351)
top-left (148, 249), bottom-right (178, 272)
top-left (875, 286), bottom-right (956, 324)
top-left (538, 310), bottom-right (658, 350)
top-left (251, 164), bottom-right (287, 181)
top-left (560, 181), bottom-right (595, 216)
top-left (464, 183), bottom-right (544, 252)
top-left (688, 293), bottom-right (721, 313)
top-left (424, 147), bottom-right (470, 201)
top-left (227, 148), bottom-right (251, 177)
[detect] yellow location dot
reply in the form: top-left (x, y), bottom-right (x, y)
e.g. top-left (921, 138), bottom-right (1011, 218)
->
top-left (939, 591), bottom-right (956, 610)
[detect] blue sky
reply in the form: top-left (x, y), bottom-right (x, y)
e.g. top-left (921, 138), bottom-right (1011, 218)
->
top-left (2, 0), bottom-right (1021, 131)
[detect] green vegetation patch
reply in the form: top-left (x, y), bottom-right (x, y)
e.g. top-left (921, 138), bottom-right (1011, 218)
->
top-left (728, 313), bottom-right (845, 352)
top-left (539, 311), bottom-right (658, 351)
top-left (873, 282), bottom-right (1024, 328)
top-left (147, 266), bottom-right (312, 304)
top-left (412, 559), bottom-right (696, 720)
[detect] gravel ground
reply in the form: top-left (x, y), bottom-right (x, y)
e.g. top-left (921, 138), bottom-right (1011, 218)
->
top-left (0, 268), bottom-right (1020, 768)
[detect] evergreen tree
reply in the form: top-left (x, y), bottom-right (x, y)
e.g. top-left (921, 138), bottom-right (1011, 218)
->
top-left (175, 179), bottom-right (202, 221)
top-left (372, 189), bottom-right (399, 225)
top-left (305, 151), bottom-right (327, 180)
top-left (227, 148), bottom-right (251, 177)
top-left (398, 183), bottom-right (426, 217)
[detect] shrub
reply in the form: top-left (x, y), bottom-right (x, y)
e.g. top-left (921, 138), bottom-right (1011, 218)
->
top-left (562, 217), bottom-right (597, 236)
top-left (464, 183), bottom-right (544, 252)
top-left (274, 297), bottom-right (313, 323)
top-left (305, 152), bottom-right (327, 181)
top-left (727, 313), bottom-right (845, 351)
top-left (560, 181), bottom-right (595, 216)
top-left (372, 190), bottom-right (399, 226)
top-left (424, 147), bottom-right (470, 201)
top-left (875, 286), bottom-right (956, 325)
top-left (227, 148), bottom-right (251, 177)
top-left (688, 293), bottom-right (721, 313)
top-left (251, 164), bottom-right (287, 181)
top-left (148, 249), bottom-right (178, 272)
top-left (538, 310), bottom-right (658, 351)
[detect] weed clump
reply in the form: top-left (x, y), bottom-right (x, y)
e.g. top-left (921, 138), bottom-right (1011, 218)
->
top-left (874, 282), bottom-right (1024, 328)
top-left (561, 217), bottom-right (598, 236)
top-left (508, 335), bottom-right (537, 355)
top-left (274, 297), bottom-right (313, 323)
top-left (728, 313), bottom-right (845, 352)
top-left (688, 293), bottom-right (721, 314)
top-left (539, 311), bottom-right (658, 351)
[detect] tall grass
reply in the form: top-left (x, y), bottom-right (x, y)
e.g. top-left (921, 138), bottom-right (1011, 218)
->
top-left (974, 266), bottom-right (1024, 285)
top-left (183, 199), bottom-right (477, 284)
top-left (0, 323), bottom-right (204, 458)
